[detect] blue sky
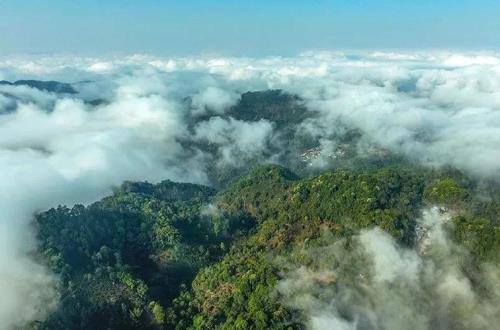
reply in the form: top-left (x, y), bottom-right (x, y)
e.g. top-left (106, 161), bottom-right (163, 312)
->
top-left (0, 0), bottom-right (499, 55)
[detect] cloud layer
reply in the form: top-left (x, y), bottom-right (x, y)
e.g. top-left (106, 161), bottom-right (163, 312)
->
top-left (1, 51), bottom-right (500, 328)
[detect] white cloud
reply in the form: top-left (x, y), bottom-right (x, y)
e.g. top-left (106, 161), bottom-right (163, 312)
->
top-left (191, 86), bottom-right (240, 115)
top-left (194, 116), bottom-right (274, 166)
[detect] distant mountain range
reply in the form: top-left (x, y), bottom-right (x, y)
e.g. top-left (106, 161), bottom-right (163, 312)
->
top-left (0, 80), bottom-right (77, 94)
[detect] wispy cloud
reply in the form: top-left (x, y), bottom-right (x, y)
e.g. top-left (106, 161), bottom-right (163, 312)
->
top-left (277, 208), bottom-right (500, 330)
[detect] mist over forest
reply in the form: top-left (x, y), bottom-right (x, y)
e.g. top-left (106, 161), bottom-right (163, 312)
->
top-left (1, 52), bottom-right (499, 329)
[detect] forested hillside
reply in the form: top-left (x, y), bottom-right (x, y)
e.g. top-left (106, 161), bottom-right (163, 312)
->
top-left (32, 164), bottom-right (500, 329)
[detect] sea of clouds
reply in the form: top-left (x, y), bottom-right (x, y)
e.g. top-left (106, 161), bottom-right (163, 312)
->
top-left (1, 51), bottom-right (500, 328)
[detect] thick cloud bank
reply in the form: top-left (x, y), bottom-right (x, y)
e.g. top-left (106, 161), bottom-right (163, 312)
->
top-left (1, 51), bottom-right (500, 328)
top-left (277, 208), bottom-right (500, 330)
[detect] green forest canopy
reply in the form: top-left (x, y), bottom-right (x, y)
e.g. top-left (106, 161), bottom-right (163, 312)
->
top-left (33, 164), bottom-right (500, 329)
